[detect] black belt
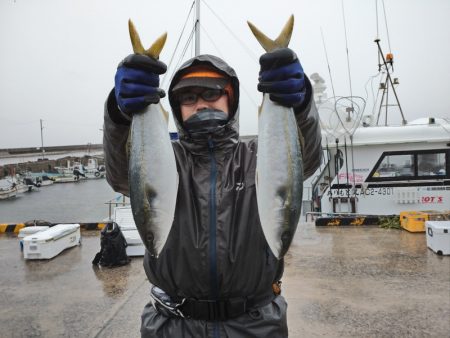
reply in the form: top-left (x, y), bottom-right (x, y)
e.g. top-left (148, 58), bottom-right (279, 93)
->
top-left (151, 286), bottom-right (275, 321)
top-left (180, 294), bottom-right (273, 321)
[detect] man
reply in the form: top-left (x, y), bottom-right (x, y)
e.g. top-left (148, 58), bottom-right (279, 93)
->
top-left (104, 48), bottom-right (321, 337)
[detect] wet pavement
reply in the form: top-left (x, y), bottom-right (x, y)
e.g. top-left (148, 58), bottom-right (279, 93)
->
top-left (0, 223), bottom-right (449, 337)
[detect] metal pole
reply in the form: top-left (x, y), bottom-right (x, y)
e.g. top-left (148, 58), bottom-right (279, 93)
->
top-left (40, 119), bottom-right (45, 160)
top-left (194, 0), bottom-right (200, 56)
top-left (374, 39), bottom-right (407, 124)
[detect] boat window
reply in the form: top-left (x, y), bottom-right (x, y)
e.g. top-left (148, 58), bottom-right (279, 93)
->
top-left (418, 152), bottom-right (446, 176)
top-left (367, 149), bottom-right (449, 182)
top-left (372, 154), bottom-right (414, 178)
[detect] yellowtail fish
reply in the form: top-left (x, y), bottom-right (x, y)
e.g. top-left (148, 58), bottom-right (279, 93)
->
top-left (127, 20), bottom-right (178, 257)
top-left (247, 15), bottom-right (303, 259)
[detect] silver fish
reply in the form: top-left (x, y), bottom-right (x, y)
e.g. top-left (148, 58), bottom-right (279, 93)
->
top-left (248, 15), bottom-right (303, 259)
top-left (127, 20), bottom-right (178, 257)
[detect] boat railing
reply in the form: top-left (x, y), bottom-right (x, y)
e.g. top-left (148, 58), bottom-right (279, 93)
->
top-left (304, 211), bottom-right (394, 222)
top-left (104, 195), bottom-right (130, 220)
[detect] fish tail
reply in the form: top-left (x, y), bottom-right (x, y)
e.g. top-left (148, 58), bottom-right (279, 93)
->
top-left (247, 14), bottom-right (294, 52)
top-left (128, 19), bottom-right (167, 59)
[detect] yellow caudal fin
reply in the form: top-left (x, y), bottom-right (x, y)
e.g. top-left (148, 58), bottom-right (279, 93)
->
top-left (128, 19), bottom-right (167, 59)
top-left (247, 15), bottom-right (294, 52)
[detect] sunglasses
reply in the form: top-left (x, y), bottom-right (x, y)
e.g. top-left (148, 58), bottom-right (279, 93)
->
top-left (177, 89), bottom-right (226, 106)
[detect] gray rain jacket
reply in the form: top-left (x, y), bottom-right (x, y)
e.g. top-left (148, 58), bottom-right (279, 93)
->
top-left (103, 54), bottom-right (322, 338)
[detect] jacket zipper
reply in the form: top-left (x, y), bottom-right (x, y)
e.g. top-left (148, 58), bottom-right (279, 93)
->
top-left (208, 137), bottom-right (218, 298)
top-left (208, 137), bottom-right (220, 338)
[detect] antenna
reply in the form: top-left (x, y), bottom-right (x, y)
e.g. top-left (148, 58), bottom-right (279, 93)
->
top-left (374, 39), bottom-right (406, 125)
top-left (341, 0), bottom-right (355, 122)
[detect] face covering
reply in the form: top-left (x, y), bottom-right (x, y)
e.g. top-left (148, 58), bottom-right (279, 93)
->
top-left (183, 109), bottom-right (228, 135)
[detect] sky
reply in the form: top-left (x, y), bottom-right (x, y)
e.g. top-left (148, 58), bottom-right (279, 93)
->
top-left (0, 0), bottom-right (449, 148)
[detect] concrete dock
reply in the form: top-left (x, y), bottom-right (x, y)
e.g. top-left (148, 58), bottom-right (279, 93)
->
top-left (0, 223), bottom-right (449, 337)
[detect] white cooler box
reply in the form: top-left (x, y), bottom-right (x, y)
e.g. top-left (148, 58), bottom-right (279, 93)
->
top-left (23, 224), bottom-right (81, 259)
top-left (18, 226), bottom-right (50, 250)
top-left (425, 221), bottom-right (450, 255)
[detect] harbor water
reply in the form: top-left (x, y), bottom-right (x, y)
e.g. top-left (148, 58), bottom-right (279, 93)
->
top-left (0, 179), bottom-right (118, 224)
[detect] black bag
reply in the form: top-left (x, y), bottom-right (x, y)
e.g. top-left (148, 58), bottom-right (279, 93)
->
top-left (92, 222), bottom-right (130, 267)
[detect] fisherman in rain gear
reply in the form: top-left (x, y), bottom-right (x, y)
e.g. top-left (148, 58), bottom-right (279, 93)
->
top-left (103, 29), bottom-right (322, 338)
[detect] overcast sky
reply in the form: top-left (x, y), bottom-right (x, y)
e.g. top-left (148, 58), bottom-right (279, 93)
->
top-left (0, 0), bottom-right (449, 148)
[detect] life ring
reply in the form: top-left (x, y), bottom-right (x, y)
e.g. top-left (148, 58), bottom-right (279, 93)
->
top-left (95, 171), bottom-right (100, 178)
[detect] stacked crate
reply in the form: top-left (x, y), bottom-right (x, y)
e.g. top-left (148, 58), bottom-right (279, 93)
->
top-left (400, 210), bottom-right (450, 233)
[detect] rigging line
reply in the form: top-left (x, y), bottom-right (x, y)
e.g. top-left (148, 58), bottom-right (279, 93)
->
top-left (200, 23), bottom-right (225, 59)
top-left (320, 27), bottom-right (337, 100)
top-left (201, 0), bottom-right (259, 62)
top-left (163, 25), bottom-right (196, 91)
top-left (381, 0), bottom-right (392, 53)
top-left (199, 23), bottom-right (259, 109)
top-left (341, 0), bottom-right (355, 111)
top-left (161, 0), bottom-right (196, 88)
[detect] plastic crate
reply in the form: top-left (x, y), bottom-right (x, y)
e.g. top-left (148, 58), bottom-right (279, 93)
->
top-left (400, 211), bottom-right (427, 232)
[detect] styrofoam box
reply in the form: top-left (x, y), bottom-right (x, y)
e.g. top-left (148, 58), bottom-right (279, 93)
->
top-left (23, 224), bottom-right (81, 259)
top-left (425, 221), bottom-right (450, 255)
top-left (122, 229), bottom-right (145, 257)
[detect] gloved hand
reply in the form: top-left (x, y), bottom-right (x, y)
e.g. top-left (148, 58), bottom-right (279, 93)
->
top-left (257, 48), bottom-right (306, 108)
top-left (114, 54), bottom-right (167, 115)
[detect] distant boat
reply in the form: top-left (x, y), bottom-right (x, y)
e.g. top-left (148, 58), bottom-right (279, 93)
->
top-left (0, 186), bottom-right (17, 200)
top-left (54, 159), bottom-right (106, 181)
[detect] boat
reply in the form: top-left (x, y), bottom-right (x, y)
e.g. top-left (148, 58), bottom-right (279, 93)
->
top-left (35, 175), bottom-right (54, 187)
top-left (83, 158), bottom-right (106, 179)
top-left (307, 42), bottom-right (450, 217)
top-left (311, 117), bottom-right (450, 216)
top-left (54, 159), bottom-right (105, 181)
top-left (0, 185), bottom-right (17, 200)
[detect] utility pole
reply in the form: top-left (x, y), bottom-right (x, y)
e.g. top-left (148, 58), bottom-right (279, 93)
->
top-left (40, 119), bottom-right (45, 160)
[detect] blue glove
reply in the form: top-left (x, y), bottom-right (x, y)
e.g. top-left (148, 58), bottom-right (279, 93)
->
top-left (114, 54), bottom-right (167, 115)
top-left (257, 48), bottom-right (306, 108)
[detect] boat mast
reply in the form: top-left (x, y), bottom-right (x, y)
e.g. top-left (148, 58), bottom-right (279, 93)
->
top-left (194, 0), bottom-right (200, 56)
top-left (40, 119), bottom-right (45, 160)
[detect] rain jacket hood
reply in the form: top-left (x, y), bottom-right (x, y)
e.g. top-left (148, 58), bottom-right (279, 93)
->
top-left (168, 55), bottom-right (240, 154)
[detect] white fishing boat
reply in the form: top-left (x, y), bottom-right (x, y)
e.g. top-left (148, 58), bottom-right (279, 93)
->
top-left (0, 185), bottom-right (17, 200)
top-left (83, 158), bottom-right (106, 179)
top-left (35, 175), bottom-right (54, 187)
top-left (54, 159), bottom-right (105, 180)
top-left (305, 5), bottom-right (450, 219)
top-left (311, 117), bottom-right (450, 216)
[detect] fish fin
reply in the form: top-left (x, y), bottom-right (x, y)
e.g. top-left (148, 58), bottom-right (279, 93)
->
top-left (128, 19), bottom-right (145, 54)
top-left (128, 19), bottom-right (167, 59)
top-left (247, 14), bottom-right (294, 52)
top-left (147, 33), bottom-right (167, 59)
